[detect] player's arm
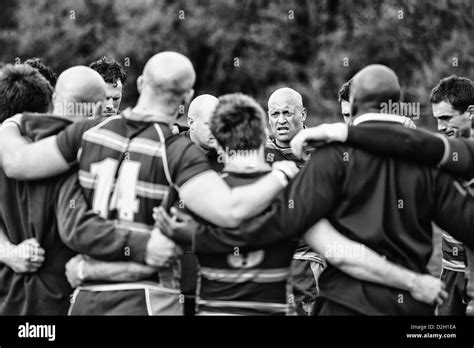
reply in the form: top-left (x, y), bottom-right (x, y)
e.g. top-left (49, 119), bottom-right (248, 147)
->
top-left (0, 121), bottom-right (70, 180)
top-left (169, 139), bottom-right (299, 228)
top-left (291, 122), bottom-right (474, 180)
top-left (161, 145), bottom-right (344, 253)
top-left (65, 254), bottom-right (157, 288)
top-left (56, 172), bottom-right (178, 267)
top-left (179, 164), bottom-right (296, 228)
top-left (346, 124), bottom-right (474, 180)
top-left (304, 219), bottom-right (448, 305)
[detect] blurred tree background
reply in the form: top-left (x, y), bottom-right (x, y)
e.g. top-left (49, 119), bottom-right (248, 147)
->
top-left (0, 0), bottom-right (472, 128)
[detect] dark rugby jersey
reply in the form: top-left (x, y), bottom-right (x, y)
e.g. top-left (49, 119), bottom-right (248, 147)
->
top-left (343, 122), bottom-right (474, 273)
top-left (196, 170), bottom-right (297, 315)
top-left (55, 108), bottom-right (211, 292)
top-left (0, 114), bottom-right (76, 315)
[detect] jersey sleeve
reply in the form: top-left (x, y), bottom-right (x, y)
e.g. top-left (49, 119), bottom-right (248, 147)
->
top-left (165, 136), bottom-right (212, 188)
top-left (55, 171), bottom-right (150, 263)
top-left (347, 123), bottom-right (445, 166)
top-left (347, 123), bottom-right (474, 180)
top-left (192, 145), bottom-right (345, 254)
top-left (443, 138), bottom-right (474, 180)
top-left (56, 119), bottom-right (101, 163)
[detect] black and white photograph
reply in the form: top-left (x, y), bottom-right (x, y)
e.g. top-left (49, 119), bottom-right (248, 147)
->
top-left (0, 0), bottom-right (473, 346)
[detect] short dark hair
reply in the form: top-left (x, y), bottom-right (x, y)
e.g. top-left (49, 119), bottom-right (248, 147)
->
top-left (24, 57), bottom-right (57, 87)
top-left (430, 75), bottom-right (474, 114)
top-left (338, 79), bottom-right (352, 103)
top-left (0, 64), bottom-right (53, 122)
top-left (89, 56), bottom-right (127, 86)
top-left (211, 93), bottom-right (266, 151)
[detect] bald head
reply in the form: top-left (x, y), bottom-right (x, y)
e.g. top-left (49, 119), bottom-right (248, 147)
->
top-left (188, 94), bottom-right (219, 121)
top-left (268, 87), bottom-right (303, 110)
top-left (142, 51), bottom-right (196, 93)
top-left (188, 94), bottom-right (219, 150)
top-left (267, 87), bottom-right (306, 147)
top-left (56, 66), bottom-right (106, 103)
top-left (350, 64), bottom-right (401, 115)
top-left (53, 66), bottom-right (106, 118)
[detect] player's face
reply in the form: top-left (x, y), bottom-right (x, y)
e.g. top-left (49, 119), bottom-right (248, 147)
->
top-left (103, 80), bottom-right (123, 117)
top-left (432, 101), bottom-right (469, 138)
top-left (268, 102), bottom-right (306, 145)
top-left (341, 100), bottom-right (352, 124)
top-left (193, 112), bottom-right (217, 150)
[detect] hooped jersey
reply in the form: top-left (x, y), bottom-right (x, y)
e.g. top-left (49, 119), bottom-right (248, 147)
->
top-left (196, 170), bottom-right (298, 315)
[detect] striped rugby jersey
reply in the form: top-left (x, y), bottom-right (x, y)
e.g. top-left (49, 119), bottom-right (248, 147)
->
top-left (196, 170), bottom-right (298, 315)
top-left (441, 179), bottom-right (474, 272)
top-left (264, 136), bottom-right (306, 168)
top-left (264, 136), bottom-right (324, 265)
top-left (55, 109), bottom-right (211, 291)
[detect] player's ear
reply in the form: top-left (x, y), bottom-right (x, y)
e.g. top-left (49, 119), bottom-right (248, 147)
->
top-left (184, 89), bottom-right (195, 107)
top-left (52, 92), bottom-right (59, 113)
top-left (350, 95), bottom-right (357, 118)
top-left (137, 75), bottom-right (144, 94)
top-left (93, 101), bottom-right (103, 119)
top-left (301, 107), bottom-right (307, 122)
top-left (187, 115), bottom-right (194, 130)
top-left (465, 105), bottom-right (474, 118)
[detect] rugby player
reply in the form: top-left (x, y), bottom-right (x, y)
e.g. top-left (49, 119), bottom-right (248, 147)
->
top-left (170, 94), bottom-right (221, 315)
top-left (0, 65), bottom-right (53, 304)
top-left (185, 94), bottom-right (221, 171)
top-left (0, 65), bottom-right (180, 315)
top-left (0, 52), bottom-right (298, 315)
top-left (265, 87), bottom-right (324, 316)
top-left (89, 56), bottom-right (126, 117)
top-left (298, 75), bottom-right (474, 315)
top-left (338, 79), bottom-right (352, 124)
top-left (24, 57), bottom-right (58, 87)
top-left (161, 65), bottom-right (474, 315)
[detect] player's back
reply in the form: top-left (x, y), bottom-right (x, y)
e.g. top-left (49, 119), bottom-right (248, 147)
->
top-left (69, 114), bottom-right (185, 314)
top-left (196, 170), bottom-right (297, 316)
top-left (309, 139), bottom-right (471, 314)
top-left (0, 115), bottom-right (76, 315)
top-left (78, 115), bottom-right (171, 229)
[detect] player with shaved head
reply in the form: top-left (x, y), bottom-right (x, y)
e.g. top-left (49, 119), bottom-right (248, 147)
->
top-left (169, 64), bottom-right (474, 315)
top-left (0, 52), bottom-right (298, 315)
top-left (266, 87), bottom-right (307, 167)
top-left (187, 94), bottom-right (219, 152)
top-left (265, 87), bottom-right (324, 315)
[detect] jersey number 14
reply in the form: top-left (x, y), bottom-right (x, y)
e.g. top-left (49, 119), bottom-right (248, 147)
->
top-left (90, 158), bottom-right (141, 221)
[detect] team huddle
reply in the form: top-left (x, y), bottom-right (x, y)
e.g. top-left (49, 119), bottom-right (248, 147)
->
top-left (0, 51), bottom-right (473, 316)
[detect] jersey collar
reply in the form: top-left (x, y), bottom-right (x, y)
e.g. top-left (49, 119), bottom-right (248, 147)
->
top-left (353, 113), bottom-right (408, 126)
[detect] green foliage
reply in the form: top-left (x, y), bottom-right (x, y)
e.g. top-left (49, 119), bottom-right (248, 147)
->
top-left (1, 0), bottom-right (472, 128)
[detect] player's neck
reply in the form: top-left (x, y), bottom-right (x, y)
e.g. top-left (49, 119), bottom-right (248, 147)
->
top-left (131, 99), bottom-right (179, 125)
top-left (222, 146), bottom-right (270, 173)
top-left (275, 138), bottom-right (290, 148)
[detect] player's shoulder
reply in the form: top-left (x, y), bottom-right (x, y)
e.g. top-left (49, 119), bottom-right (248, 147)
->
top-left (63, 116), bottom-right (108, 135)
top-left (311, 142), bottom-right (351, 160)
